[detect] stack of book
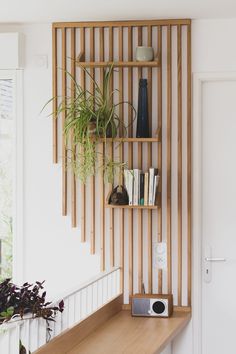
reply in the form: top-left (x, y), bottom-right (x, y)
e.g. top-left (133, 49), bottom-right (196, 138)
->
top-left (124, 168), bottom-right (160, 206)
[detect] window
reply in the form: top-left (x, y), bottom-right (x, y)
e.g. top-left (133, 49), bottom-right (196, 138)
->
top-left (0, 78), bottom-right (13, 280)
top-left (0, 71), bottom-right (23, 282)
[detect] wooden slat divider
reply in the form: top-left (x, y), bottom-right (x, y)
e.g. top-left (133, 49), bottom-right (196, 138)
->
top-left (109, 27), bottom-right (115, 268)
top-left (100, 27), bottom-right (105, 271)
top-left (137, 26), bottom-right (143, 294)
top-left (61, 28), bottom-right (67, 216)
top-left (187, 24), bottom-right (192, 307)
top-left (167, 25), bottom-right (172, 294)
top-left (90, 27), bottom-right (95, 255)
top-left (52, 26), bottom-right (58, 164)
top-left (157, 26), bottom-right (163, 294)
top-left (147, 25), bottom-right (153, 293)
top-left (128, 26), bottom-right (133, 298)
top-left (52, 20), bottom-right (192, 307)
top-left (70, 28), bottom-right (77, 228)
top-left (80, 27), bottom-right (86, 242)
top-left (118, 26), bottom-right (125, 292)
top-left (177, 25), bottom-right (183, 306)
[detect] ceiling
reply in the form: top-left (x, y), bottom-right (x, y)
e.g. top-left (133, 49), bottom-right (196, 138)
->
top-left (0, 0), bottom-right (236, 23)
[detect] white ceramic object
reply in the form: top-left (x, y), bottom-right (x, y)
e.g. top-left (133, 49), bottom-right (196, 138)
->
top-left (136, 46), bottom-right (154, 61)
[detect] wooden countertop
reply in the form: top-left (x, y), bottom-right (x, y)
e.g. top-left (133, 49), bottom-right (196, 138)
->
top-left (68, 309), bottom-right (191, 354)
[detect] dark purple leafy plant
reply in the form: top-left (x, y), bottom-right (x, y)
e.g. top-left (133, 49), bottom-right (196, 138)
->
top-left (0, 279), bottom-right (64, 324)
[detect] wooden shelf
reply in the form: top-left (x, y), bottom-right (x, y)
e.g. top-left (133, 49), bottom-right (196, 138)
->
top-left (94, 129), bottom-right (161, 143)
top-left (36, 295), bottom-right (191, 354)
top-left (76, 60), bottom-right (160, 68)
top-left (68, 308), bottom-right (191, 354)
top-left (99, 137), bottom-right (160, 143)
top-left (106, 204), bottom-right (159, 210)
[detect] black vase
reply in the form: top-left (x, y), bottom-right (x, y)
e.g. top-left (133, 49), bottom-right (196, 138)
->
top-left (136, 79), bottom-right (149, 138)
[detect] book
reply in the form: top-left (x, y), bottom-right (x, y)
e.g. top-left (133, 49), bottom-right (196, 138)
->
top-left (124, 169), bottom-right (133, 205)
top-left (139, 173), bottom-right (145, 205)
top-left (144, 172), bottom-right (149, 206)
top-left (124, 169), bottom-right (129, 203)
top-left (133, 169), bottom-right (140, 206)
top-left (149, 168), bottom-right (158, 205)
top-left (128, 170), bottom-right (134, 205)
top-left (152, 175), bottom-right (160, 205)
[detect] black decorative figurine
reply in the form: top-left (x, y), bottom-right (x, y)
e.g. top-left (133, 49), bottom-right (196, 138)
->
top-left (108, 186), bottom-right (129, 205)
top-left (136, 78), bottom-right (149, 138)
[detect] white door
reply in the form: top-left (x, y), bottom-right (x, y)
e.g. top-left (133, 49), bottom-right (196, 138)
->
top-left (201, 79), bottom-right (236, 354)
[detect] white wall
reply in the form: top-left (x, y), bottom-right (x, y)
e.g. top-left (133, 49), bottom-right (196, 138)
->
top-left (0, 23), bottom-right (100, 298)
top-left (1, 17), bottom-right (236, 353)
top-left (173, 18), bottom-right (236, 354)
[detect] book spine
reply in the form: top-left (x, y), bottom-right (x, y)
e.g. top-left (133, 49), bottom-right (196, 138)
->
top-left (148, 168), bottom-right (154, 205)
top-left (128, 170), bottom-right (133, 205)
top-left (133, 169), bottom-right (140, 206)
top-left (124, 170), bottom-right (129, 204)
top-left (139, 173), bottom-right (144, 205)
top-left (144, 172), bottom-right (149, 206)
top-left (152, 175), bottom-right (160, 205)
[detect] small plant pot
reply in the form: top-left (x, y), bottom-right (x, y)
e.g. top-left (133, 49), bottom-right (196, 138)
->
top-left (87, 121), bottom-right (97, 136)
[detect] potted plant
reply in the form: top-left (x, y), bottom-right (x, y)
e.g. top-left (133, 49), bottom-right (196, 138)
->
top-left (0, 278), bottom-right (64, 351)
top-left (47, 64), bottom-right (135, 183)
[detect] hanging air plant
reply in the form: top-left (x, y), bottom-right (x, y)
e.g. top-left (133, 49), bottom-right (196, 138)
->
top-left (44, 64), bottom-right (136, 183)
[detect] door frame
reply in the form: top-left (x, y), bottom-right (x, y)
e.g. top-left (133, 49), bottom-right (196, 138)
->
top-left (192, 71), bottom-right (236, 354)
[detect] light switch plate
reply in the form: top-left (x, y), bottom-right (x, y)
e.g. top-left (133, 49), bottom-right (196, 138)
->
top-left (153, 242), bottom-right (167, 270)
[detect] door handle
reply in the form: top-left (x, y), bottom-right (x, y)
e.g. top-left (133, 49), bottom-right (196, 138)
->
top-left (205, 257), bottom-right (226, 262)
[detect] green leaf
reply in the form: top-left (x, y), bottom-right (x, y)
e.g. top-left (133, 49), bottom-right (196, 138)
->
top-left (7, 306), bottom-right (14, 316)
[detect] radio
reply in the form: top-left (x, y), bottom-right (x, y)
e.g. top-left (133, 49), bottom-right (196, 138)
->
top-left (131, 294), bottom-right (173, 318)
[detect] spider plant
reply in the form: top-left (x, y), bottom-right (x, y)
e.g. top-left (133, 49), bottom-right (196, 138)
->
top-left (54, 64), bottom-right (135, 183)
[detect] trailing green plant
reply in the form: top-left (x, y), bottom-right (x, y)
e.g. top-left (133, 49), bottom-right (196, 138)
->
top-left (44, 64), bottom-right (136, 183)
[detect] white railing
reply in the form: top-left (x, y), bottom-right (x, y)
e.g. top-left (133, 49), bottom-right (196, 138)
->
top-left (0, 267), bottom-right (121, 354)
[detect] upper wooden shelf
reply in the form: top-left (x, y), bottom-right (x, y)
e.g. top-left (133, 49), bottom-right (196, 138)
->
top-left (76, 60), bottom-right (160, 68)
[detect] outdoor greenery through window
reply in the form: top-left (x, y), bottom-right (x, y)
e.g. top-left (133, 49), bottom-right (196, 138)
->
top-left (0, 79), bottom-right (13, 281)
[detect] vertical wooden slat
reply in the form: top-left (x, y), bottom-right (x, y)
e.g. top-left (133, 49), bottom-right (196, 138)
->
top-left (167, 25), bottom-right (172, 294)
top-left (128, 26), bottom-right (133, 298)
top-left (147, 25), bottom-right (153, 293)
top-left (137, 26), bottom-right (143, 293)
top-left (109, 27), bottom-right (115, 268)
top-left (187, 23), bottom-right (192, 306)
top-left (52, 26), bottom-right (58, 164)
top-left (61, 28), bottom-right (67, 216)
top-left (119, 26), bottom-right (124, 292)
top-left (157, 26), bottom-right (163, 294)
top-left (177, 25), bottom-right (183, 306)
top-left (80, 27), bottom-right (86, 242)
top-left (90, 27), bottom-right (96, 254)
top-left (100, 27), bottom-right (105, 271)
top-left (71, 28), bottom-right (77, 228)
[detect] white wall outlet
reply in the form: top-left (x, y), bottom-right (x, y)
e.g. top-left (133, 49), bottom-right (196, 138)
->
top-left (153, 242), bottom-right (167, 270)
top-left (34, 55), bottom-right (48, 69)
